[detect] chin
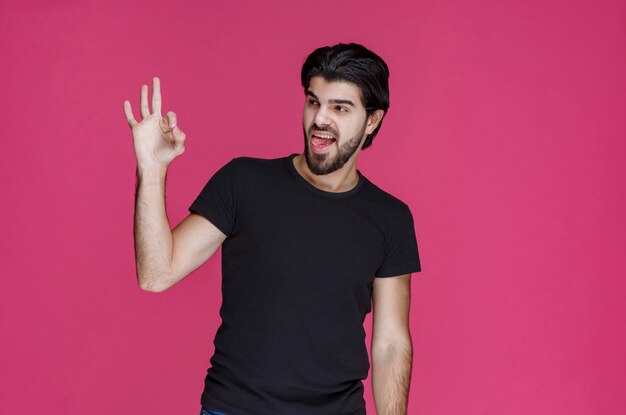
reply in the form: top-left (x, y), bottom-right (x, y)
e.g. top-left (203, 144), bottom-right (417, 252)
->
top-left (304, 148), bottom-right (341, 176)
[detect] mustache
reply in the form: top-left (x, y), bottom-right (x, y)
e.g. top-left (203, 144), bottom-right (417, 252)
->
top-left (308, 125), bottom-right (338, 136)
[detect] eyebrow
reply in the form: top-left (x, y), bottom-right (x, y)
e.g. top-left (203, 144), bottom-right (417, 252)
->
top-left (306, 90), bottom-right (355, 107)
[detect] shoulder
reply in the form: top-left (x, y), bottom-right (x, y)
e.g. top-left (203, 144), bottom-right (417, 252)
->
top-left (224, 155), bottom-right (287, 172)
top-left (217, 155), bottom-right (291, 189)
top-left (360, 176), bottom-right (412, 217)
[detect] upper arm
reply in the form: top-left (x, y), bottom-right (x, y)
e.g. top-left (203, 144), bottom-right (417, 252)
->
top-left (164, 212), bottom-right (227, 288)
top-left (371, 274), bottom-right (412, 352)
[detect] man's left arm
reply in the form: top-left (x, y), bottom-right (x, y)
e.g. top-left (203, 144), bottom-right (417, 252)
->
top-left (371, 273), bottom-right (412, 415)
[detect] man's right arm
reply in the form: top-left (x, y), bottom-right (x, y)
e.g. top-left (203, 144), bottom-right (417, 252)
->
top-left (125, 77), bottom-right (227, 292)
top-left (134, 167), bottom-right (227, 292)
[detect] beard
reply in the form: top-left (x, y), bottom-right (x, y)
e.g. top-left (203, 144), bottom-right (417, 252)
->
top-left (302, 123), bottom-right (367, 175)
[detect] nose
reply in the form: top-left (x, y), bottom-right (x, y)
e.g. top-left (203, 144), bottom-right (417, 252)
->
top-left (313, 106), bottom-right (331, 127)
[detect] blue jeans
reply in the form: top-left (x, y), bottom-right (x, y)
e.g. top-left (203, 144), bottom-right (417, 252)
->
top-left (200, 406), bottom-right (228, 415)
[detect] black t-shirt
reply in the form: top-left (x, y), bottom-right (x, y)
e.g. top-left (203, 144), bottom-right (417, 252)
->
top-left (189, 154), bottom-right (421, 415)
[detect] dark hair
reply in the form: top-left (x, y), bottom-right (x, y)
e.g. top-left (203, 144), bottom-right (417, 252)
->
top-left (301, 43), bottom-right (390, 150)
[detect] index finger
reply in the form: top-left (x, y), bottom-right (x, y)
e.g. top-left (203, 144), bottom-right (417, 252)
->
top-left (152, 76), bottom-right (162, 116)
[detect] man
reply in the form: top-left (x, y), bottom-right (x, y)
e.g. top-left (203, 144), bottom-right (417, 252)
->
top-left (124, 43), bottom-right (421, 415)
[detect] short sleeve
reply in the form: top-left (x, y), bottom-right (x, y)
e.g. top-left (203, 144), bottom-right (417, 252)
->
top-left (375, 203), bottom-right (421, 277)
top-left (188, 159), bottom-right (237, 237)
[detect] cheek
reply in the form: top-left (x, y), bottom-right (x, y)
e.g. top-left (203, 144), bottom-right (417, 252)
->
top-left (342, 120), bottom-right (361, 137)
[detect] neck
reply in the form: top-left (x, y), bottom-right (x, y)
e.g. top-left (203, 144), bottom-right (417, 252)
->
top-left (293, 154), bottom-right (360, 193)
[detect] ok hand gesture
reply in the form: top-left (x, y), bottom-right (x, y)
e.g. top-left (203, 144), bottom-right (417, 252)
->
top-left (124, 77), bottom-right (186, 171)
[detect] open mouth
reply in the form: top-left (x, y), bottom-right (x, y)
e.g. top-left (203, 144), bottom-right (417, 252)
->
top-left (311, 134), bottom-right (336, 152)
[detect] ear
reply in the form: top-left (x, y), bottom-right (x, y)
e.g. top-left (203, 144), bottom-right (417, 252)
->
top-left (365, 109), bottom-right (385, 135)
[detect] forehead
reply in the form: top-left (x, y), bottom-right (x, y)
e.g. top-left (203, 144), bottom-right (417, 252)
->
top-left (307, 76), bottom-right (364, 106)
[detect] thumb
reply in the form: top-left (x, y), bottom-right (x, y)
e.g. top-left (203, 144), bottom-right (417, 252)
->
top-left (158, 116), bottom-right (171, 137)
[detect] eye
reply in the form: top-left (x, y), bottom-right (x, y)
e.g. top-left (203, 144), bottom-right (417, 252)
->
top-left (308, 99), bottom-right (319, 106)
top-left (336, 106), bottom-right (348, 113)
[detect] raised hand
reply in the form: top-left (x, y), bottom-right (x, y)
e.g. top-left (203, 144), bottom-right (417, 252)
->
top-left (124, 77), bottom-right (186, 171)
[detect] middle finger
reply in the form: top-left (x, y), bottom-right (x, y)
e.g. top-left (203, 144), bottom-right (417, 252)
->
top-left (152, 77), bottom-right (162, 116)
top-left (140, 84), bottom-right (150, 119)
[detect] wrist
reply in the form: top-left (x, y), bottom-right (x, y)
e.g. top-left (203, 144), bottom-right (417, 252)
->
top-left (137, 159), bottom-right (167, 172)
top-left (136, 164), bottom-right (167, 182)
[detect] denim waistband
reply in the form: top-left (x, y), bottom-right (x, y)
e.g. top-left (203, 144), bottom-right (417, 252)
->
top-left (200, 406), bottom-right (228, 415)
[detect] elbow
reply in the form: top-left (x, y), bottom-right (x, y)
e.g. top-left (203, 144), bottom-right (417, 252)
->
top-left (137, 272), bottom-right (172, 293)
top-left (140, 282), bottom-right (168, 293)
top-left (372, 333), bottom-right (413, 356)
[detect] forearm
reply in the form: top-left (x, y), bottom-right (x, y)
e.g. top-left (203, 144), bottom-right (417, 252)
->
top-left (134, 166), bottom-right (173, 291)
top-left (372, 340), bottom-right (413, 415)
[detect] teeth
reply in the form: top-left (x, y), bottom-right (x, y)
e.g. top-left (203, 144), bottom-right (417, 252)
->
top-left (314, 134), bottom-right (334, 139)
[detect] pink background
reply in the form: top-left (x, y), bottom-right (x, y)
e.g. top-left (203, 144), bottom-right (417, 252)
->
top-left (1, 0), bottom-right (625, 414)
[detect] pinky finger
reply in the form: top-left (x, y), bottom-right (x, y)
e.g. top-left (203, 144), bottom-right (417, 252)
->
top-left (124, 100), bottom-right (138, 128)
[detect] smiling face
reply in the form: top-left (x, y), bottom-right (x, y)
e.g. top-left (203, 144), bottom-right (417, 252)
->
top-left (302, 76), bottom-right (374, 175)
